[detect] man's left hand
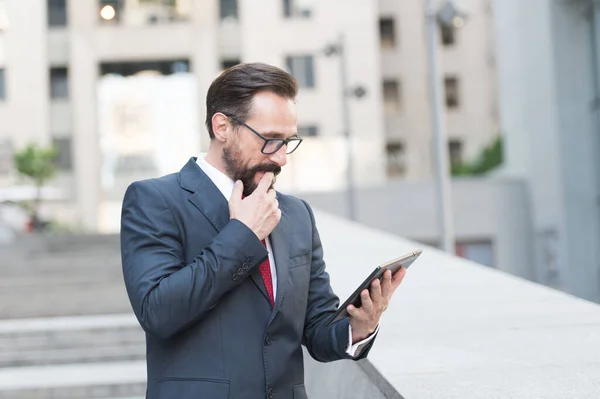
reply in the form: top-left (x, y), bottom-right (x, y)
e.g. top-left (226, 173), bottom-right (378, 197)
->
top-left (347, 267), bottom-right (407, 342)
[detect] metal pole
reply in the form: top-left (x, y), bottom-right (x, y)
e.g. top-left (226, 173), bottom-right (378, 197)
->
top-left (338, 32), bottom-right (357, 221)
top-left (425, 0), bottom-right (455, 253)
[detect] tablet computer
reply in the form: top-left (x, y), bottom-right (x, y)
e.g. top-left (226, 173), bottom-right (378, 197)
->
top-left (326, 249), bottom-right (423, 326)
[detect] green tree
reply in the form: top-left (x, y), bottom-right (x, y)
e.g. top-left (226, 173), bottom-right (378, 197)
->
top-left (452, 135), bottom-right (503, 176)
top-left (13, 144), bottom-right (58, 229)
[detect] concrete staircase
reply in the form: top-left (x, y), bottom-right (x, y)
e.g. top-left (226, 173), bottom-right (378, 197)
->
top-left (0, 234), bottom-right (147, 398)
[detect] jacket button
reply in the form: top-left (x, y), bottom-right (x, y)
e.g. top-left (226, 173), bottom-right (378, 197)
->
top-left (267, 387), bottom-right (274, 398)
top-left (232, 273), bottom-right (238, 281)
top-left (241, 262), bottom-right (249, 271)
top-left (265, 335), bottom-right (273, 346)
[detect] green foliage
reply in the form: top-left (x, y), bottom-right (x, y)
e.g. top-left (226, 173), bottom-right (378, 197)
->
top-left (451, 136), bottom-right (503, 176)
top-left (13, 144), bottom-right (59, 228)
top-left (13, 144), bottom-right (58, 186)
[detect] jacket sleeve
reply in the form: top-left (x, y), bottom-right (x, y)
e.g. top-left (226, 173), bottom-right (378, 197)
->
top-left (300, 200), bottom-right (376, 362)
top-left (120, 180), bottom-right (268, 340)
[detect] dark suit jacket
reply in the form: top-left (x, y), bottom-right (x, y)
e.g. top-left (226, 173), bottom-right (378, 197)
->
top-left (120, 158), bottom-right (375, 399)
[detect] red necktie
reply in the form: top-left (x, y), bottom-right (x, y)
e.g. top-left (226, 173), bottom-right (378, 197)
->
top-left (239, 195), bottom-right (274, 306)
top-left (260, 239), bottom-right (275, 307)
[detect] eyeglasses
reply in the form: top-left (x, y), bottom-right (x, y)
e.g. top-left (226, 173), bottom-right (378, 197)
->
top-left (228, 115), bottom-right (303, 155)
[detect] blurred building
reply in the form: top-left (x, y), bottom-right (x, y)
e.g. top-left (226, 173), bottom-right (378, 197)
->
top-left (378, 0), bottom-right (500, 179)
top-left (0, 0), bottom-right (386, 232)
top-left (493, 0), bottom-right (600, 302)
top-left (302, 0), bottom-right (600, 304)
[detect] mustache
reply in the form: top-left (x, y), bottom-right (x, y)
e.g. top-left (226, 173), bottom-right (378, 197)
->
top-left (251, 163), bottom-right (281, 176)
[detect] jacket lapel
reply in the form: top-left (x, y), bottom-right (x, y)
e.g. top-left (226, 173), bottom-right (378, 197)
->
top-left (269, 193), bottom-right (291, 317)
top-left (180, 158), bottom-right (290, 308)
top-left (249, 266), bottom-right (271, 304)
top-left (180, 157), bottom-right (230, 233)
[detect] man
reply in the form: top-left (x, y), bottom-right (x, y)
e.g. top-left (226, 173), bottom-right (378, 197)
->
top-left (120, 63), bottom-right (406, 399)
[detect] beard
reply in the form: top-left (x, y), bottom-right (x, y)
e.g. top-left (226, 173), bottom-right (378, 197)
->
top-left (222, 144), bottom-right (281, 197)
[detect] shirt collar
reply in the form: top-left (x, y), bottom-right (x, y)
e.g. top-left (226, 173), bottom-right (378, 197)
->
top-left (196, 154), bottom-right (235, 201)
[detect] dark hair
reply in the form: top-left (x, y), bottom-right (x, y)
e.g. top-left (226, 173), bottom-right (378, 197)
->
top-left (205, 62), bottom-right (298, 139)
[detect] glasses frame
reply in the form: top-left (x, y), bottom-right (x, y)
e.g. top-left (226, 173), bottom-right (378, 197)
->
top-left (227, 115), bottom-right (303, 155)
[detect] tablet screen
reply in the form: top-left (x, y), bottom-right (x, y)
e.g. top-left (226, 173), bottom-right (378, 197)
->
top-left (326, 249), bottom-right (422, 326)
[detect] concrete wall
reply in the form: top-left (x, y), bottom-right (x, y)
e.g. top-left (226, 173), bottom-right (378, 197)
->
top-left (493, 0), bottom-right (600, 302)
top-left (550, 0), bottom-right (600, 303)
top-left (296, 177), bottom-right (536, 281)
top-left (0, 0), bottom-right (49, 149)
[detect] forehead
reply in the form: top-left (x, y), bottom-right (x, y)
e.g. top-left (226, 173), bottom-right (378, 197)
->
top-left (247, 91), bottom-right (297, 133)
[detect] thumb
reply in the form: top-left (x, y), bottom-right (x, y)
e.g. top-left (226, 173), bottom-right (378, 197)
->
top-left (230, 180), bottom-right (244, 202)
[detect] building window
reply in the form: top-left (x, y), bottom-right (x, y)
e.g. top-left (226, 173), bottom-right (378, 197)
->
top-left (456, 240), bottom-right (494, 267)
top-left (99, 0), bottom-right (188, 25)
top-left (50, 67), bottom-right (69, 99)
top-left (286, 56), bottom-right (315, 88)
top-left (444, 76), bottom-right (460, 108)
top-left (379, 17), bottom-right (396, 49)
top-left (100, 60), bottom-right (190, 77)
top-left (52, 137), bottom-right (72, 171)
top-left (441, 25), bottom-right (455, 46)
top-left (383, 80), bottom-right (401, 115)
top-left (283, 0), bottom-right (312, 18)
top-left (386, 141), bottom-right (406, 177)
top-left (448, 139), bottom-right (463, 167)
top-left (298, 125), bottom-right (318, 137)
top-left (0, 68), bottom-right (5, 101)
top-left (48, 0), bottom-right (68, 27)
top-left (220, 59), bottom-right (240, 72)
top-left (220, 0), bottom-right (237, 21)
top-left (0, 139), bottom-right (12, 176)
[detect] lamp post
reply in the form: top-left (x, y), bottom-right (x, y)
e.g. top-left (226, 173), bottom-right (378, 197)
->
top-left (425, 0), bottom-right (466, 253)
top-left (324, 33), bottom-right (366, 222)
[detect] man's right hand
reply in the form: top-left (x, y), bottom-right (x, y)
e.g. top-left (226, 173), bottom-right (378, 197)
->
top-left (229, 172), bottom-right (281, 241)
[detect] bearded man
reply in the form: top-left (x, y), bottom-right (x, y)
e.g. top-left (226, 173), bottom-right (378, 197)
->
top-left (120, 63), bottom-right (406, 399)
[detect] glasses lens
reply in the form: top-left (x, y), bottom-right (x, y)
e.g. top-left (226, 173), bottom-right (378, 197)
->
top-left (285, 139), bottom-right (302, 154)
top-left (263, 140), bottom-right (284, 154)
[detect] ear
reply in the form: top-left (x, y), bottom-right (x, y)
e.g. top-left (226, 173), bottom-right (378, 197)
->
top-left (212, 113), bottom-right (231, 143)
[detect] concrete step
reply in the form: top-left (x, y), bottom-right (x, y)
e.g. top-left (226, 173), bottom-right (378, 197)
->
top-left (0, 272), bottom-right (124, 289)
top-left (2, 253), bottom-right (122, 276)
top-left (0, 314), bottom-right (145, 367)
top-left (0, 283), bottom-right (132, 319)
top-left (0, 344), bottom-right (145, 368)
top-left (0, 361), bottom-right (146, 399)
top-left (0, 233), bottom-right (120, 255)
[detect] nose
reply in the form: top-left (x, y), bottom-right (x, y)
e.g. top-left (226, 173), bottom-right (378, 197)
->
top-left (269, 144), bottom-right (288, 167)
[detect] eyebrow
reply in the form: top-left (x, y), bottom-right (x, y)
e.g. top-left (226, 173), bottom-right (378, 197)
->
top-left (261, 131), bottom-right (299, 139)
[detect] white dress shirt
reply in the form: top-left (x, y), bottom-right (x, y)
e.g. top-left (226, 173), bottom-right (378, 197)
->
top-left (196, 154), bottom-right (377, 356)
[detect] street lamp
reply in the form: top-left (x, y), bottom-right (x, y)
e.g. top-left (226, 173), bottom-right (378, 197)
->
top-left (425, 0), bottom-right (467, 254)
top-left (324, 33), bottom-right (367, 222)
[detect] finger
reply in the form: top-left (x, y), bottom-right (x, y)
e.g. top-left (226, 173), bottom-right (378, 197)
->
top-left (346, 304), bottom-right (362, 319)
top-left (380, 270), bottom-right (392, 299)
top-left (390, 267), bottom-right (407, 291)
top-left (256, 172), bottom-right (275, 192)
top-left (272, 199), bottom-right (279, 213)
top-left (267, 188), bottom-right (277, 201)
top-left (360, 289), bottom-right (373, 310)
top-left (370, 277), bottom-right (382, 306)
top-left (230, 180), bottom-right (243, 203)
